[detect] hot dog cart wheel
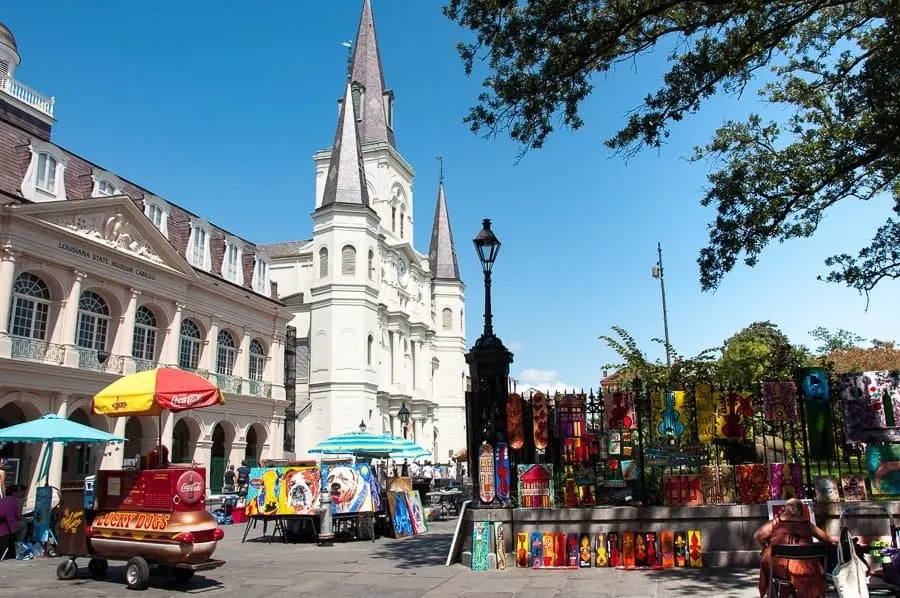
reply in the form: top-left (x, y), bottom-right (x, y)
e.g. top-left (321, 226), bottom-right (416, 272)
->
top-left (125, 556), bottom-right (151, 591)
top-left (88, 558), bottom-right (109, 577)
top-left (55, 559), bottom-right (78, 581)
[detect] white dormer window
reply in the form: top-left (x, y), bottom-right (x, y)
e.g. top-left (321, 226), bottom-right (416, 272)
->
top-left (252, 252), bottom-right (270, 295)
top-left (22, 140), bottom-right (68, 202)
top-left (90, 169), bottom-right (125, 199)
top-left (222, 237), bottom-right (244, 285)
top-left (187, 219), bottom-right (212, 271)
top-left (143, 197), bottom-right (169, 238)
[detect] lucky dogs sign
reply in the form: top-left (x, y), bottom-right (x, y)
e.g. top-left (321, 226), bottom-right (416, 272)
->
top-left (93, 511), bottom-right (171, 531)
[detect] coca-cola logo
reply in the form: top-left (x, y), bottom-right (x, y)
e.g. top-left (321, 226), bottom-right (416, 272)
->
top-left (175, 471), bottom-right (205, 506)
top-left (170, 393), bottom-right (205, 408)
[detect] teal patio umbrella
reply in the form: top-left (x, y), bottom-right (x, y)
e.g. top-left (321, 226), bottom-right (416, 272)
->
top-left (308, 431), bottom-right (400, 456)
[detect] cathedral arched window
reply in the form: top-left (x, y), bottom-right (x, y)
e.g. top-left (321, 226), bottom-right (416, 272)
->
top-left (318, 247), bottom-right (329, 278)
top-left (368, 249), bottom-right (375, 280)
top-left (341, 245), bottom-right (356, 276)
top-left (400, 206), bottom-right (406, 238)
top-left (367, 334), bottom-right (373, 366)
top-left (441, 308), bottom-right (453, 331)
top-left (391, 206), bottom-right (396, 232)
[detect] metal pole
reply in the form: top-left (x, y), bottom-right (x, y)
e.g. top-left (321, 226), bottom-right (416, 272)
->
top-left (655, 242), bottom-right (672, 368)
top-left (483, 270), bottom-right (493, 336)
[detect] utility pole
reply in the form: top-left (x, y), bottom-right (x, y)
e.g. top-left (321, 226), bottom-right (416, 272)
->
top-left (651, 242), bottom-right (672, 368)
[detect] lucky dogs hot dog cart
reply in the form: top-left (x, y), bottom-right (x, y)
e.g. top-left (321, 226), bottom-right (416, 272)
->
top-left (55, 368), bottom-right (227, 590)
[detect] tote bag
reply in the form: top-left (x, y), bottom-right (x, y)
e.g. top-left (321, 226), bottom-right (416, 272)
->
top-left (833, 528), bottom-right (869, 598)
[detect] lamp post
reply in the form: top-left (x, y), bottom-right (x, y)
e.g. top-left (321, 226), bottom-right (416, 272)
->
top-left (398, 402), bottom-right (411, 476)
top-left (358, 420), bottom-right (367, 433)
top-left (465, 219), bottom-right (513, 508)
top-left (651, 242), bottom-right (672, 369)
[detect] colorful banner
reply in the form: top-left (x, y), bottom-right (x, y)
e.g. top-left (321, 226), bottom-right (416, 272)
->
top-left (799, 367), bottom-right (834, 459)
top-left (695, 384), bottom-right (716, 444)
top-left (762, 381), bottom-right (798, 422)
top-left (714, 391), bottom-right (753, 439)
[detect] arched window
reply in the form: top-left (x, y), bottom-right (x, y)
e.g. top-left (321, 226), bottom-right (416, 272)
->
top-left (132, 305), bottom-right (158, 361)
top-left (76, 291), bottom-right (109, 350)
top-left (441, 308), bottom-right (453, 331)
top-left (178, 319), bottom-right (202, 370)
top-left (341, 245), bottom-right (356, 276)
top-left (249, 339), bottom-right (265, 381)
top-left (10, 272), bottom-right (50, 339)
top-left (216, 330), bottom-right (236, 376)
top-left (400, 207), bottom-right (405, 238)
top-left (460, 309), bottom-right (464, 332)
top-left (318, 247), bottom-right (329, 278)
top-left (391, 206), bottom-right (396, 232)
top-left (367, 334), bottom-right (373, 366)
top-left (35, 152), bottom-right (58, 193)
top-left (367, 249), bottom-right (375, 280)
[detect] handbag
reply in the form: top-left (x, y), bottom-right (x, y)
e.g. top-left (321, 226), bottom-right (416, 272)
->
top-left (833, 528), bottom-right (870, 598)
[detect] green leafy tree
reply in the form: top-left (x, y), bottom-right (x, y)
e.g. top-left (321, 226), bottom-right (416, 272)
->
top-left (808, 326), bottom-right (866, 354)
top-left (444, 1), bottom-right (899, 293)
top-left (719, 321), bottom-right (809, 388)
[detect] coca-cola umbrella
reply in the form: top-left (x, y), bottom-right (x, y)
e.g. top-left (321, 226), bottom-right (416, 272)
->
top-left (92, 367), bottom-right (225, 464)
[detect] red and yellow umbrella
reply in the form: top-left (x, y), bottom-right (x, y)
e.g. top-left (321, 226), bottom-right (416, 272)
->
top-left (92, 367), bottom-right (225, 417)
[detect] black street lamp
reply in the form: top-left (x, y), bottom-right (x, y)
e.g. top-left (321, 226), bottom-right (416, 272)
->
top-left (465, 219), bottom-right (513, 507)
top-left (358, 420), bottom-right (367, 433)
top-left (398, 402), bottom-right (411, 477)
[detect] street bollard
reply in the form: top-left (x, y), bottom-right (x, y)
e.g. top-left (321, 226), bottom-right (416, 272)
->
top-left (318, 489), bottom-right (334, 547)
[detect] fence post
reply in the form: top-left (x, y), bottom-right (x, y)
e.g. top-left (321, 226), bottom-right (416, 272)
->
top-left (633, 378), bottom-right (647, 505)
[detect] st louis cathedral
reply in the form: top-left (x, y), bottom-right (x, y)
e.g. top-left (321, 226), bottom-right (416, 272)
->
top-left (262, 0), bottom-right (468, 460)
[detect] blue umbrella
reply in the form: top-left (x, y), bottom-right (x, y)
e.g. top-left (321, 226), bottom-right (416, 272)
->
top-left (308, 431), bottom-right (400, 456)
top-left (0, 414), bottom-right (125, 444)
top-left (0, 414), bottom-right (125, 488)
top-left (384, 435), bottom-right (430, 459)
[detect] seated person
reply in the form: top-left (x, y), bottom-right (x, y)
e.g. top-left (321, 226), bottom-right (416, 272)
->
top-left (755, 498), bottom-right (836, 598)
top-left (0, 485), bottom-right (27, 543)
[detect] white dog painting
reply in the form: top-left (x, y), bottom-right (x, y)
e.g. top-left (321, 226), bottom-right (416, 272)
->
top-left (326, 465), bottom-right (374, 513)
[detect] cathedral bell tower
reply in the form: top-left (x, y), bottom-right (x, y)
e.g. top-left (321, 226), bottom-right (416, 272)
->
top-left (307, 80), bottom-right (382, 445)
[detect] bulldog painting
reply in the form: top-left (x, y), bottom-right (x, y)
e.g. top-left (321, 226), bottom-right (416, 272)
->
top-left (324, 463), bottom-right (375, 513)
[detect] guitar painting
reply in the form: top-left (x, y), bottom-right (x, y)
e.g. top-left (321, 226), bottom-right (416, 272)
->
top-left (507, 393), bottom-right (525, 450)
top-left (658, 390), bottom-right (686, 438)
top-left (494, 442), bottom-right (511, 503)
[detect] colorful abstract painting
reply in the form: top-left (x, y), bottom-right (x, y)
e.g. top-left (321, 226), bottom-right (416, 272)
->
top-left (813, 476), bottom-right (840, 502)
top-left (799, 367), bottom-right (834, 459)
top-left (604, 390), bottom-right (636, 430)
top-left (695, 384), bottom-right (716, 444)
top-left (841, 474), bottom-right (868, 501)
top-left (387, 491), bottom-right (415, 538)
top-left (471, 521), bottom-right (489, 570)
top-left (663, 474), bottom-right (704, 506)
top-left (866, 444), bottom-right (900, 496)
top-left (408, 490), bottom-right (428, 534)
top-left (320, 462), bottom-right (377, 514)
top-left (736, 464), bottom-right (771, 504)
top-left (763, 381), bottom-right (798, 422)
top-left (517, 464), bottom-right (554, 508)
top-left (714, 391), bottom-right (754, 439)
top-left (769, 463), bottom-right (804, 500)
top-left (245, 465), bottom-right (321, 516)
top-left (700, 465), bottom-right (736, 505)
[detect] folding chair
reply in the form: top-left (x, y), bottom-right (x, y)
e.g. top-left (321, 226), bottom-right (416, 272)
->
top-left (769, 543), bottom-right (832, 597)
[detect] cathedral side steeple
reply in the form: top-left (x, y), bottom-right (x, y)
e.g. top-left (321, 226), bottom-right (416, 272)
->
top-left (320, 82), bottom-right (370, 207)
top-left (349, 0), bottom-right (395, 148)
top-left (428, 177), bottom-right (461, 281)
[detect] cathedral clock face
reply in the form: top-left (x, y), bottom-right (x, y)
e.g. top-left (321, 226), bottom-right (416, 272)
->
top-left (395, 256), bottom-right (409, 287)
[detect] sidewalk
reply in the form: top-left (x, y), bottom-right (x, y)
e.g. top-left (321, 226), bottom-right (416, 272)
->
top-left (0, 520), bottom-right (761, 597)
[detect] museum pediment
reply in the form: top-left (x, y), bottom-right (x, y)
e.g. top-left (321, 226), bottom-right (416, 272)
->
top-left (11, 196), bottom-right (195, 278)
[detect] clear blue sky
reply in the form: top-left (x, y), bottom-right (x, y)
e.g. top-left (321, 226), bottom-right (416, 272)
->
top-left (4, 1), bottom-right (898, 391)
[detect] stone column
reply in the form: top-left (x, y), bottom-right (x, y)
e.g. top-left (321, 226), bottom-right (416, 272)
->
top-left (229, 441), bottom-right (247, 471)
top-left (0, 246), bottom-right (17, 358)
top-left (389, 331), bottom-right (396, 384)
top-left (161, 411), bottom-right (174, 453)
top-left (194, 439), bottom-right (213, 490)
top-left (62, 270), bottom-right (86, 367)
top-left (47, 392), bottom-right (69, 490)
top-left (116, 288), bottom-right (140, 373)
top-left (101, 417), bottom-right (127, 470)
top-left (234, 330), bottom-right (249, 393)
top-left (422, 416), bottom-right (435, 460)
top-left (162, 302), bottom-right (184, 367)
top-left (202, 320), bottom-right (219, 373)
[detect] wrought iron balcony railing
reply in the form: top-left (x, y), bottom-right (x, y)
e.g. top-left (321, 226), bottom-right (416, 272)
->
top-left (77, 348), bottom-right (125, 374)
top-left (10, 336), bottom-right (65, 365)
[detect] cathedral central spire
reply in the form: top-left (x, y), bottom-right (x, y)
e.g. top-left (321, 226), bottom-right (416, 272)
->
top-left (348, 0), bottom-right (396, 148)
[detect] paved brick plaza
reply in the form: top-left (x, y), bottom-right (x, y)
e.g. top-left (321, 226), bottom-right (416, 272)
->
top-left (0, 521), bottom-right (760, 597)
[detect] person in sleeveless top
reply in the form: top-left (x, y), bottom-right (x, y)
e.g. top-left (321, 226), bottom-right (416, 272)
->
top-left (754, 497), bottom-right (836, 598)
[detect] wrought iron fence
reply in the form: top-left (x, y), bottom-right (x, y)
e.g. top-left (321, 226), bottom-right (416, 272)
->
top-left (510, 375), bottom-right (884, 507)
top-left (10, 336), bottom-right (65, 365)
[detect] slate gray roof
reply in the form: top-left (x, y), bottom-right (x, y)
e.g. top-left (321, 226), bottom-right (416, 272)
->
top-left (321, 83), bottom-right (370, 207)
top-left (428, 182), bottom-right (460, 281)
top-left (0, 23), bottom-right (17, 53)
top-left (349, 0), bottom-right (395, 148)
top-left (258, 240), bottom-right (310, 259)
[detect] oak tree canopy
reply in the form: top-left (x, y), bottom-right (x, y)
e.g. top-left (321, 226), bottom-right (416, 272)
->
top-left (444, 0), bottom-right (900, 294)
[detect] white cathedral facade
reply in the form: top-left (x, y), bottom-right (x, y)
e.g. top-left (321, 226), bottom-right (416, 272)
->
top-left (263, 0), bottom-right (468, 461)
